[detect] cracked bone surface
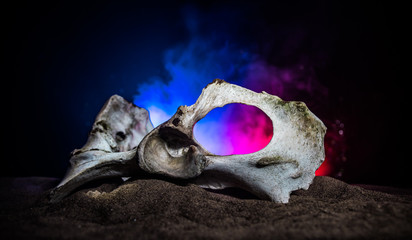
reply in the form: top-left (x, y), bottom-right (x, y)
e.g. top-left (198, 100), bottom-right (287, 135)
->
top-left (50, 95), bottom-right (153, 202)
top-left (137, 79), bottom-right (326, 203)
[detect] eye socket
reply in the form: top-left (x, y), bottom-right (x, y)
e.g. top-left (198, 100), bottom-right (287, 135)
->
top-left (115, 131), bottom-right (126, 142)
top-left (159, 127), bottom-right (196, 149)
top-left (193, 103), bottom-right (273, 155)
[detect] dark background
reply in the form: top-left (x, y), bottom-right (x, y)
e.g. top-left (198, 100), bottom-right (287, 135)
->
top-left (5, 1), bottom-right (408, 187)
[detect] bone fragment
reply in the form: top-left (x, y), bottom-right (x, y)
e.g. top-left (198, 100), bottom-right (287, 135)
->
top-left (137, 79), bottom-right (326, 203)
top-left (50, 95), bottom-right (153, 202)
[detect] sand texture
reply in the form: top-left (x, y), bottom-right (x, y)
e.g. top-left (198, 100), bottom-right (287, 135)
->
top-left (1, 176), bottom-right (411, 239)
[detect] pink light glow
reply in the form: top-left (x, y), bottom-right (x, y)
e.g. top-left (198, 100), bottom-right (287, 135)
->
top-left (194, 104), bottom-right (273, 155)
top-left (224, 104), bottom-right (273, 155)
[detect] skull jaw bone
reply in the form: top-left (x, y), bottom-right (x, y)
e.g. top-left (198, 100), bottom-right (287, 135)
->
top-left (50, 95), bottom-right (153, 202)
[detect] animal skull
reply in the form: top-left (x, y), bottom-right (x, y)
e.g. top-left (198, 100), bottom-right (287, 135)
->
top-left (52, 80), bottom-right (326, 203)
top-left (137, 79), bottom-right (326, 203)
top-left (50, 95), bottom-right (153, 202)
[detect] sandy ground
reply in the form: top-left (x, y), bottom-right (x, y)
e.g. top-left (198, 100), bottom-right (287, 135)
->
top-left (1, 176), bottom-right (411, 239)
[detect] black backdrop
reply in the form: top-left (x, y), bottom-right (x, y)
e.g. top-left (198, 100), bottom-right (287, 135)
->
top-left (5, 1), bottom-right (408, 187)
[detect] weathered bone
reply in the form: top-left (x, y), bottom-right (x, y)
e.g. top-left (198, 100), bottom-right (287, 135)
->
top-left (50, 95), bottom-right (153, 202)
top-left (137, 79), bottom-right (326, 203)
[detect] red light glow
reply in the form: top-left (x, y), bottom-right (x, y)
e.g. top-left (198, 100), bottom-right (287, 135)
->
top-left (315, 157), bottom-right (333, 176)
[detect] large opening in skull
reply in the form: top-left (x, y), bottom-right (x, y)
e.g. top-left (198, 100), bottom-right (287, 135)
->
top-left (193, 103), bottom-right (273, 155)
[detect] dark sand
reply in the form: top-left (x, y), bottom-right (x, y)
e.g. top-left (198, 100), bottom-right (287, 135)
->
top-left (1, 176), bottom-right (411, 239)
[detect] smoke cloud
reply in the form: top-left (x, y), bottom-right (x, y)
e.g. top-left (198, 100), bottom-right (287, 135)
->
top-left (133, 5), bottom-right (340, 175)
